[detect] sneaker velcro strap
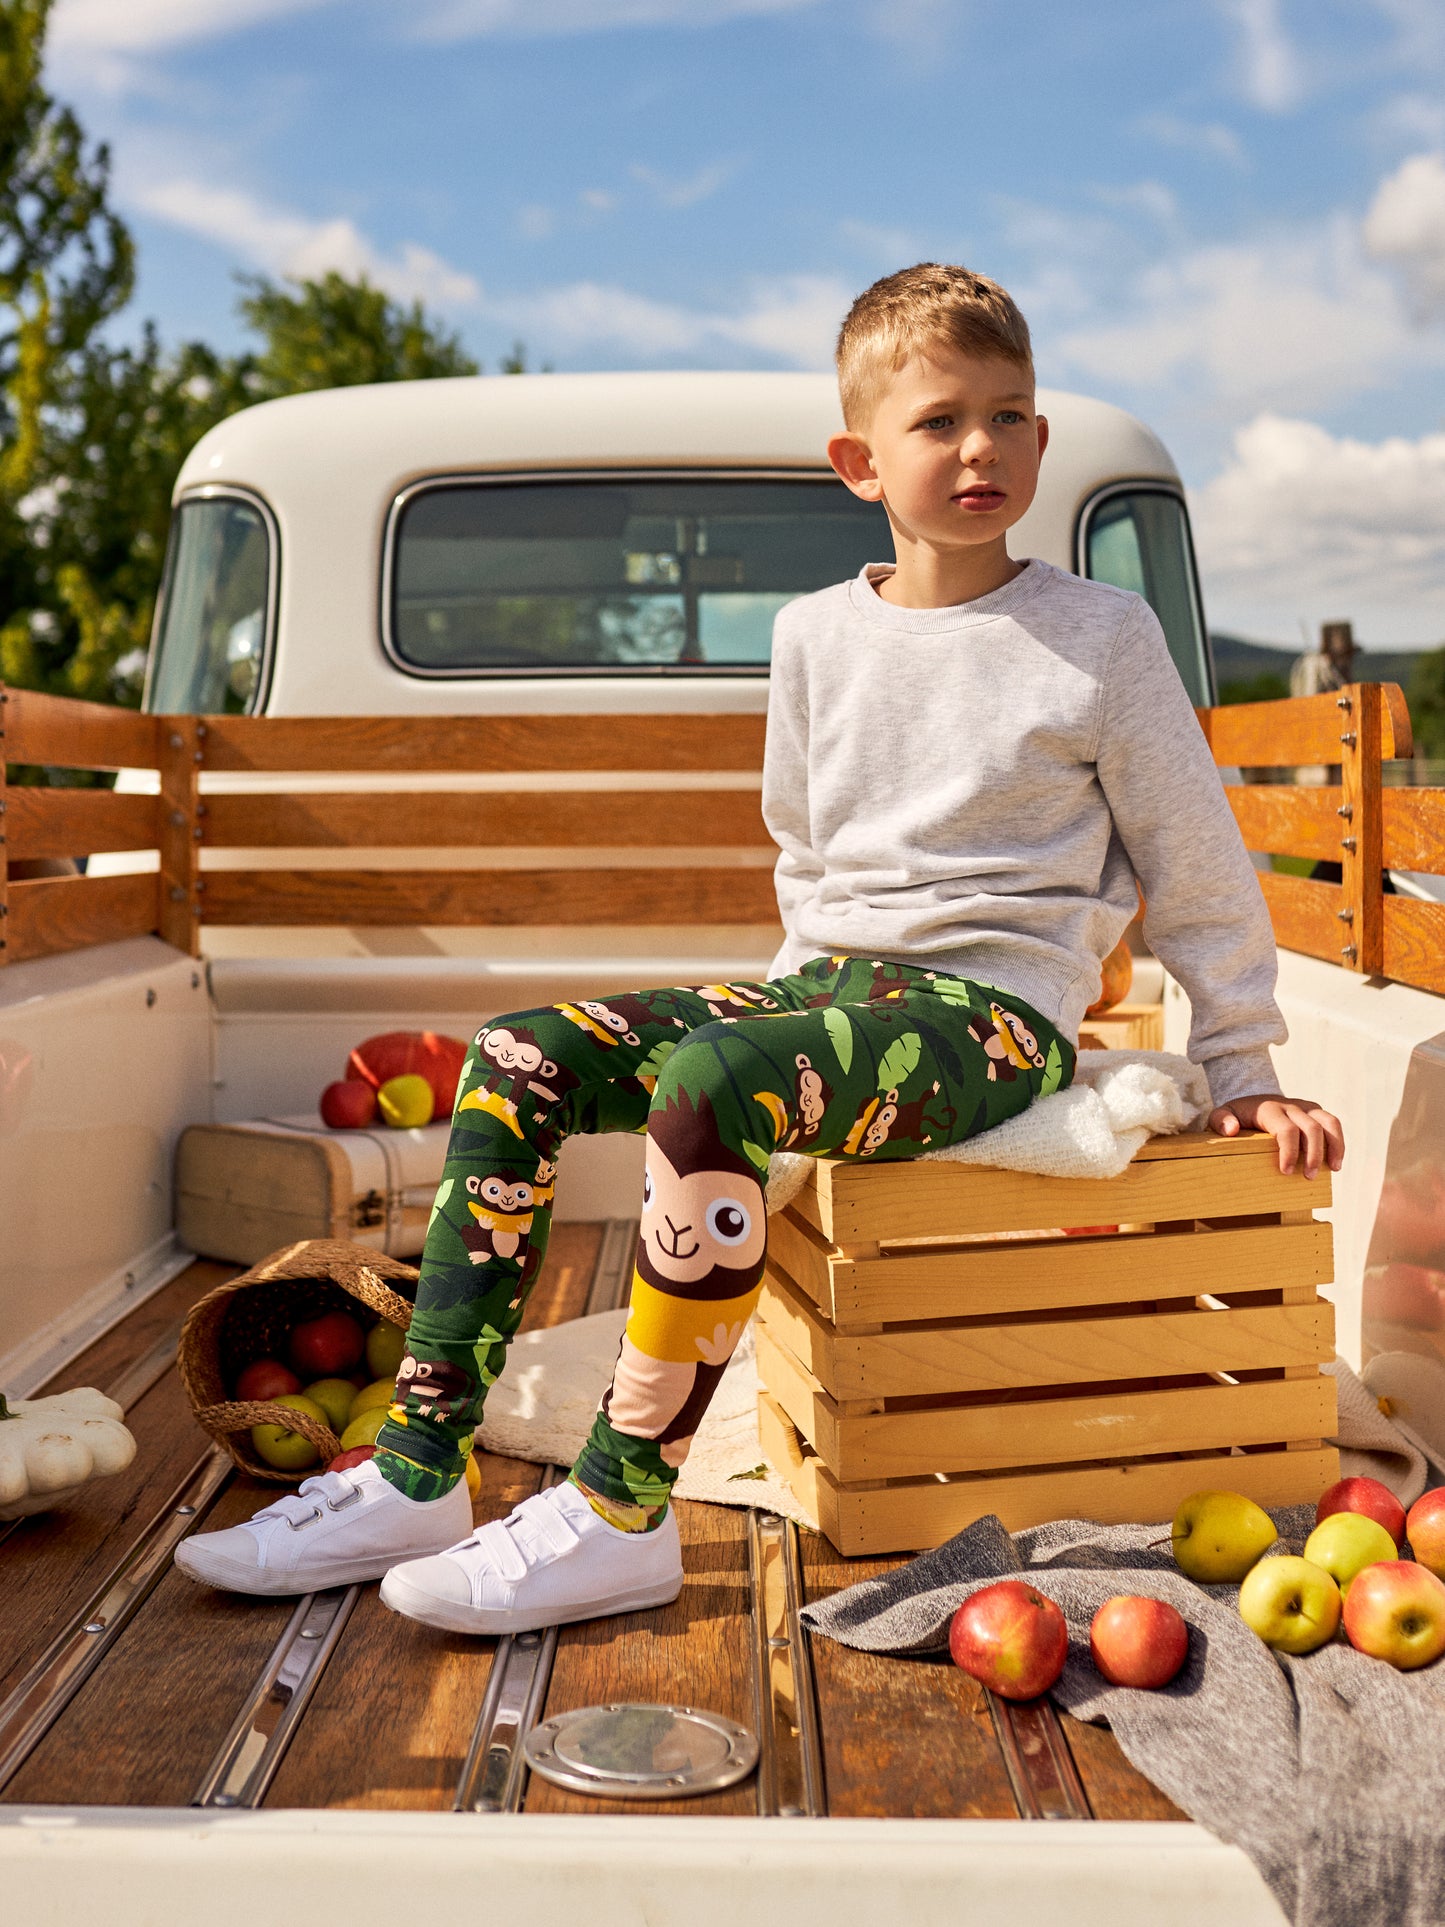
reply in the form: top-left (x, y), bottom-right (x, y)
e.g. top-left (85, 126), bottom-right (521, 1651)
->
top-left (474, 1519), bottom-right (529, 1584)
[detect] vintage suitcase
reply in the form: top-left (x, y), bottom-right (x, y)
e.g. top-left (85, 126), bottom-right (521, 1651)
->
top-left (175, 1115), bottom-right (449, 1264)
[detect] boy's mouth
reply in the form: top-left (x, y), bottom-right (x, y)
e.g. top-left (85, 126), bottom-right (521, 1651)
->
top-left (953, 485), bottom-right (1006, 512)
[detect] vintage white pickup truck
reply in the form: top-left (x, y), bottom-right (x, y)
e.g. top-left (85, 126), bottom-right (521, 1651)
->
top-left (2, 372), bottom-right (1442, 1924)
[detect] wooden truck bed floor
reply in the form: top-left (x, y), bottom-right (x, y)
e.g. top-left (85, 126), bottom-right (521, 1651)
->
top-left (0, 1229), bottom-right (1182, 1823)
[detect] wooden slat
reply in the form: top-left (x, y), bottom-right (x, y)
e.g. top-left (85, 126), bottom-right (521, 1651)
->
top-left (1225, 784), bottom-right (1344, 861)
top-left (799, 1139), bottom-right (1328, 1248)
top-left (3, 688), bottom-right (157, 771)
top-left (756, 1323), bottom-right (1336, 1481)
top-left (1258, 869), bottom-right (1346, 966)
top-left (200, 713), bottom-right (768, 775)
top-left (758, 1272), bottom-right (1334, 1400)
top-left (1383, 789), bottom-right (1445, 873)
top-left (1196, 683), bottom-right (1409, 767)
top-left (199, 866), bottom-right (782, 927)
top-left (760, 1394), bottom-right (1338, 1557)
top-left (5, 789), bottom-right (158, 860)
top-left (6, 872), bottom-right (157, 963)
top-left (202, 787), bottom-right (771, 850)
top-left (774, 1213), bottom-right (1332, 1329)
top-left (1341, 681), bottom-right (1384, 973)
top-left (158, 717), bottom-right (202, 956)
top-left (1383, 895), bottom-right (1445, 997)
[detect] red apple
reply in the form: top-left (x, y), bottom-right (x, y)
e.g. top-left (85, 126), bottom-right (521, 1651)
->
top-left (1063, 1225), bottom-right (1118, 1238)
top-left (949, 1580), bottom-right (1068, 1701)
top-left (1316, 1475), bottom-right (1407, 1549)
top-left (234, 1357), bottom-right (302, 1403)
top-left (288, 1309), bottom-right (365, 1378)
top-left (320, 1078), bottom-right (378, 1129)
top-left (1406, 1487), bottom-right (1445, 1580)
top-left (1342, 1560), bottom-right (1445, 1670)
top-left (326, 1444), bottom-right (377, 1475)
top-left (1089, 1595), bottom-right (1189, 1689)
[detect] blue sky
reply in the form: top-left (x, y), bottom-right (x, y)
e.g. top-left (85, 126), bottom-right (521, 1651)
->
top-left (48, 0), bottom-right (1445, 647)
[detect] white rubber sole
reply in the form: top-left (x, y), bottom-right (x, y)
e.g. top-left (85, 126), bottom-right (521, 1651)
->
top-left (174, 1540), bottom-right (430, 1596)
top-left (377, 1563), bottom-right (684, 1636)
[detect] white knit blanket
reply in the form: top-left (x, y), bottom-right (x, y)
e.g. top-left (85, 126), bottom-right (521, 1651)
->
top-left (766, 1048), bottom-right (1211, 1214)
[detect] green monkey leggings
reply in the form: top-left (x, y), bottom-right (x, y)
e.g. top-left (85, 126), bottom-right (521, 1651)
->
top-left (374, 956), bottom-right (1072, 1520)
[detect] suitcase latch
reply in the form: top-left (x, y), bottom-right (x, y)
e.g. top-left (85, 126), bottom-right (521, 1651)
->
top-left (354, 1189), bottom-right (387, 1229)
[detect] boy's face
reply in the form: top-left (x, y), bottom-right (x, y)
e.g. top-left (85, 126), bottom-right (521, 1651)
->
top-left (828, 345), bottom-right (1047, 559)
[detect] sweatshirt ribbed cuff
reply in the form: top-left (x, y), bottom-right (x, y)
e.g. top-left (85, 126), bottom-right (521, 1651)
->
top-left (1200, 1048), bottom-right (1282, 1112)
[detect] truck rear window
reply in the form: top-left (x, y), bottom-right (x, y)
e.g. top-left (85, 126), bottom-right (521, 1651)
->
top-left (385, 475), bottom-right (891, 675)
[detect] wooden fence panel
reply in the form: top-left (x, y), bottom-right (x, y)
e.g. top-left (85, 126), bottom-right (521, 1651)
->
top-left (1225, 785), bottom-right (1343, 862)
top-left (201, 713), bottom-right (768, 775)
top-left (1198, 683), bottom-right (1410, 767)
top-left (200, 865), bottom-right (782, 927)
top-left (6, 790), bottom-right (158, 861)
top-left (3, 688), bottom-right (157, 771)
top-left (1382, 898), bottom-right (1445, 998)
top-left (1258, 871), bottom-right (1346, 967)
top-left (1383, 790), bottom-right (1445, 873)
top-left (202, 787), bottom-right (771, 849)
top-left (7, 874), bottom-right (158, 965)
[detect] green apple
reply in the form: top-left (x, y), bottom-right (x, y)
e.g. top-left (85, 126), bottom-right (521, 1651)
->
top-left (348, 1377), bottom-right (397, 1420)
top-left (1303, 1511), bottom-right (1397, 1597)
top-left (340, 1404), bottom-right (389, 1452)
top-left (251, 1392), bottom-right (326, 1471)
top-left (366, 1320), bottom-right (407, 1381)
top-left (1170, 1490), bottom-right (1277, 1584)
top-left (302, 1377), bottom-right (356, 1435)
top-left (1238, 1555), bottom-right (1341, 1654)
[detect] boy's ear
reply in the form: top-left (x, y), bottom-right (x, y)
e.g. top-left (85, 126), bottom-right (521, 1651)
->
top-left (827, 431), bottom-right (883, 502)
top-left (1036, 414), bottom-right (1049, 460)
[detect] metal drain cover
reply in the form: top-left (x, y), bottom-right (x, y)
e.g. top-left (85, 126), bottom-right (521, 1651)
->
top-left (523, 1702), bottom-right (758, 1798)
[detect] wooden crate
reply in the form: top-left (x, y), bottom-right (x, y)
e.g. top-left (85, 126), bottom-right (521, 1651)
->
top-left (756, 1131), bottom-right (1338, 1557)
top-left (1077, 1001), bottom-right (1165, 1051)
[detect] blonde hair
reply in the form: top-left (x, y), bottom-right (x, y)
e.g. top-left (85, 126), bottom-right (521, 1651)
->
top-left (836, 262), bottom-right (1033, 429)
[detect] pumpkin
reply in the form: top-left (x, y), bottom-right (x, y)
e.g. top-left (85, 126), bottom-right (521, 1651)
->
top-left (1085, 938), bottom-right (1134, 1017)
top-left (0, 1386), bottom-right (137, 1518)
top-left (344, 1031), bottom-right (468, 1121)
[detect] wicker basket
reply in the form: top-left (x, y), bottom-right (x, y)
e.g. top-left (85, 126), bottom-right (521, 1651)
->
top-left (178, 1238), bottom-right (418, 1483)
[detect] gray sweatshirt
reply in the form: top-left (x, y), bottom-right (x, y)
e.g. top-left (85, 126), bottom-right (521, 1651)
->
top-left (762, 560), bottom-right (1285, 1108)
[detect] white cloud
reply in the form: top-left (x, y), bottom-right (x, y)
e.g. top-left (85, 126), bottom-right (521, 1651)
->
top-left (1214, 0), bottom-right (1304, 112)
top-left (489, 273), bottom-right (848, 366)
top-left (1137, 112), bottom-right (1247, 168)
top-left (1192, 413), bottom-right (1445, 644)
top-left (410, 0), bottom-right (824, 39)
top-left (1364, 151), bottom-right (1445, 321)
top-left (50, 0), bottom-right (333, 54)
top-left (629, 160), bottom-right (737, 209)
top-left (1053, 218), bottom-right (1422, 416)
top-left (131, 177), bottom-right (480, 307)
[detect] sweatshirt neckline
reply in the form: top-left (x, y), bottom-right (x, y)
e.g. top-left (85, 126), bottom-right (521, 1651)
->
top-left (847, 557), bottom-right (1051, 632)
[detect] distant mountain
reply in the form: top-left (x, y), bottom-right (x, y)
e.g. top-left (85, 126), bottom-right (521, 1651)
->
top-left (1209, 632), bottom-right (1431, 702)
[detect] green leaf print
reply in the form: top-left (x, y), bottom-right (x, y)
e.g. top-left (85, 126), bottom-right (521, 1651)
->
top-left (1040, 1039), bottom-right (1064, 1097)
top-left (635, 1038), bottom-right (678, 1080)
top-left (428, 1177), bottom-right (453, 1230)
top-left (822, 1004), bottom-right (854, 1074)
top-left (877, 1031), bottom-right (922, 1092)
top-left (620, 1457), bottom-right (673, 1509)
top-left (474, 1323), bottom-right (509, 1389)
top-left (741, 1139), bottom-right (772, 1175)
top-left (929, 976), bottom-right (975, 1007)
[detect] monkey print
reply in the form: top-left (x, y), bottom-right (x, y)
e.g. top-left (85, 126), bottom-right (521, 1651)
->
top-left (557, 998), bottom-right (649, 1049)
top-left (693, 982), bottom-right (781, 1020)
top-left (458, 1025), bottom-right (578, 1138)
top-left (783, 1052), bottom-right (833, 1147)
top-left (968, 1003), bottom-right (1048, 1082)
top-left (461, 1173), bottom-right (535, 1265)
top-left (847, 1079), bottom-right (957, 1155)
top-left (390, 1355), bottom-right (475, 1426)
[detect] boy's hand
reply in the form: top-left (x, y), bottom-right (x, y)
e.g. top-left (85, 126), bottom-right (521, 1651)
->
top-left (1207, 1094), bottom-right (1344, 1179)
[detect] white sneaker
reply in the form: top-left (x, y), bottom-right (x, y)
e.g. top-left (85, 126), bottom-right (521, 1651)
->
top-left (378, 1481), bottom-right (683, 1635)
top-left (174, 1459), bottom-right (473, 1596)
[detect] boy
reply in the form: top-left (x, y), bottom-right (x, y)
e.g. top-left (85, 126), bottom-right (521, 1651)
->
top-left (177, 263), bottom-right (1344, 1628)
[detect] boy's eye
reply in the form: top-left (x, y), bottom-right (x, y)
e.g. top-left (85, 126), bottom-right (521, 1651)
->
top-left (993, 409), bottom-right (1025, 425)
top-left (916, 414), bottom-right (953, 431)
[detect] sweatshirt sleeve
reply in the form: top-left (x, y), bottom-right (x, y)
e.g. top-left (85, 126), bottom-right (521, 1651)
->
top-left (1094, 598), bottom-right (1286, 1109)
top-left (762, 613), bottom-right (823, 938)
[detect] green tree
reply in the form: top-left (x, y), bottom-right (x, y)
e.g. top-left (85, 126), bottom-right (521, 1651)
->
top-left (239, 271), bottom-right (478, 396)
top-left (1409, 647), bottom-right (1445, 762)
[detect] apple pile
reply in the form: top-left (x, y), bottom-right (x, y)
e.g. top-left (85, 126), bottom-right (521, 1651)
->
top-left (319, 1030), bottom-right (468, 1132)
top-left (235, 1311), bottom-right (408, 1472)
top-left (949, 1581), bottom-right (1190, 1701)
top-left (1173, 1477), bottom-right (1445, 1670)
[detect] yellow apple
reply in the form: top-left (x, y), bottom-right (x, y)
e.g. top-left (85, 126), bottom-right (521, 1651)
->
top-left (378, 1073), bottom-right (434, 1129)
top-left (302, 1377), bottom-right (356, 1435)
top-left (464, 1453), bottom-right (482, 1499)
top-left (1170, 1490), bottom-right (1277, 1584)
top-left (348, 1377), bottom-right (396, 1420)
top-left (251, 1392), bottom-right (326, 1471)
top-left (1239, 1555), bottom-right (1341, 1654)
top-left (366, 1321), bottom-right (407, 1380)
top-left (339, 1404), bottom-right (389, 1452)
top-left (1303, 1512), bottom-right (1397, 1597)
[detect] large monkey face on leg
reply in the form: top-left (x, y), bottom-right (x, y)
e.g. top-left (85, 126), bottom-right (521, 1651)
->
top-left (637, 1087), bottom-right (765, 1296)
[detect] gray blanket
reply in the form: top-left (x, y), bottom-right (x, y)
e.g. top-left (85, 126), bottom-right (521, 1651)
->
top-left (801, 1508), bottom-right (1445, 1927)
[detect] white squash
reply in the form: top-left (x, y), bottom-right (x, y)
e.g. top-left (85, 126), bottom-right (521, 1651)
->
top-left (0, 1387), bottom-right (137, 1518)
